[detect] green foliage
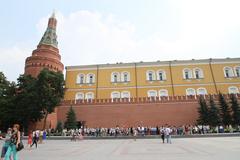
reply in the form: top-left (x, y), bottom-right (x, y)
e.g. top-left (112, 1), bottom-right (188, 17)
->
top-left (55, 121), bottom-right (63, 133)
top-left (197, 96), bottom-right (209, 125)
top-left (208, 96), bottom-right (221, 127)
top-left (0, 72), bottom-right (16, 130)
top-left (230, 94), bottom-right (240, 126)
top-left (0, 69), bottom-right (64, 131)
top-left (36, 69), bottom-right (64, 129)
top-left (64, 106), bottom-right (77, 130)
top-left (14, 75), bottom-right (44, 130)
top-left (219, 93), bottom-right (232, 126)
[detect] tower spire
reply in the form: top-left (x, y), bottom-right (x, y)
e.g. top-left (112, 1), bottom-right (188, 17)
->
top-left (38, 13), bottom-right (58, 48)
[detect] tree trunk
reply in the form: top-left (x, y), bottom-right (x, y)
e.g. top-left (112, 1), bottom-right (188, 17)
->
top-left (42, 113), bottom-right (48, 130)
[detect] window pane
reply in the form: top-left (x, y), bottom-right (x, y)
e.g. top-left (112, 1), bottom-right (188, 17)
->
top-left (114, 75), bottom-right (117, 82)
top-left (185, 72), bottom-right (189, 79)
top-left (149, 73), bottom-right (153, 81)
top-left (80, 76), bottom-right (84, 84)
top-left (236, 68), bottom-right (240, 77)
top-left (124, 74), bottom-right (128, 82)
top-left (195, 71), bottom-right (199, 79)
top-left (225, 70), bottom-right (229, 77)
top-left (159, 72), bottom-right (163, 80)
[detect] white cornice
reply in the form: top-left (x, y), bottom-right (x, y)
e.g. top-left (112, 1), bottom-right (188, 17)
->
top-left (65, 58), bottom-right (240, 71)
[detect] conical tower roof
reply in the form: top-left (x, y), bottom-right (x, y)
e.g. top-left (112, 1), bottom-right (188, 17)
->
top-left (38, 12), bottom-right (58, 48)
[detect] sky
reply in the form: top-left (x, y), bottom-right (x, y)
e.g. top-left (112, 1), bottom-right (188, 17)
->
top-left (1, 0), bottom-right (240, 81)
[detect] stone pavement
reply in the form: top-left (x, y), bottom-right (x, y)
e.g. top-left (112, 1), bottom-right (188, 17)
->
top-left (1, 137), bottom-right (240, 160)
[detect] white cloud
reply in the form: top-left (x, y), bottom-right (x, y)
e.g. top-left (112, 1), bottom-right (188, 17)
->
top-left (2, 2), bottom-right (240, 81)
top-left (36, 7), bottom-right (240, 68)
top-left (0, 46), bottom-right (31, 81)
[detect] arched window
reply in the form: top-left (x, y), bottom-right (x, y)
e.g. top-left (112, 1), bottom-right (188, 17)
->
top-left (76, 74), bottom-right (85, 84)
top-left (111, 72), bottom-right (120, 83)
top-left (224, 66), bottom-right (234, 78)
top-left (75, 92), bottom-right (84, 100)
top-left (234, 66), bottom-right (240, 77)
top-left (157, 70), bottom-right (166, 81)
top-left (194, 68), bottom-right (204, 79)
top-left (85, 92), bottom-right (94, 99)
top-left (228, 86), bottom-right (239, 94)
top-left (186, 88), bottom-right (196, 96)
top-left (183, 68), bottom-right (192, 79)
top-left (86, 73), bottom-right (95, 84)
top-left (111, 91), bottom-right (121, 99)
top-left (147, 90), bottom-right (157, 97)
top-left (197, 88), bottom-right (207, 95)
top-left (146, 70), bottom-right (155, 81)
top-left (159, 89), bottom-right (168, 97)
top-left (121, 72), bottom-right (130, 82)
top-left (121, 91), bottom-right (130, 98)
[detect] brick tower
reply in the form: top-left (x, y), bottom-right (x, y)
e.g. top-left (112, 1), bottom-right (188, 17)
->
top-left (25, 12), bottom-right (64, 77)
top-left (25, 12), bottom-right (63, 129)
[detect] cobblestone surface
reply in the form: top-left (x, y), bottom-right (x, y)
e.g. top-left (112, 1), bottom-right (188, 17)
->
top-left (1, 137), bottom-right (239, 160)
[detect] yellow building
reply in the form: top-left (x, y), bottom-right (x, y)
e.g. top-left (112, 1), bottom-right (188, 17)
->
top-left (64, 58), bottom-right (240, 100)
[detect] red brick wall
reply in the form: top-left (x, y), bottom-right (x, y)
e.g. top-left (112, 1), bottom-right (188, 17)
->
top-left (57, 101), bottom-right (199, 127)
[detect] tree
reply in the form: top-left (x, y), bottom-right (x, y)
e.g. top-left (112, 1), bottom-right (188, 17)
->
top-left (0, 72), bottom-right (17, 130)
top-left (14, 75), bottom-right (44, 131)
top-left (219, 93), bottom-right (232, 126)
top-left (208, 96), bottom-right (221, 127)
top-left (0, 73), bottom-right (47, 131)
top-left (197, 96), bottom-right (209, 125)
top-left (55, 121), bottom-right (63, 133)
top-left (64, 106), bottom-right (77, 130)
top-left (230, 94), bottom-right (240, 126)
top-left (36, 69), bottom-right (64, 129)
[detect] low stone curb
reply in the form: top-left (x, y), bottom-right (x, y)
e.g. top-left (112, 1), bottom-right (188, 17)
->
top-left (23, 133), bottom-right (240, 140)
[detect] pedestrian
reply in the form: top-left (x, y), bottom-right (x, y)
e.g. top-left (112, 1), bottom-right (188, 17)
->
top-left (39, 131), bottom-right (43, 144)
top-left (0, 128), bottom-right (12, 160)
top-left (4, 124), bottom-right (21, 160)
top-left (27, 131), bottom-right (32, 149)
top-left (160, 127), bottom-right (165, 143)
top-left (133, 128), bottom-right (138, 141)
top-left (164, 125), bottom-right (172, 144)
top-left (43, 130), bottom-right (47, 141)
top-left (30, 132), bottom-right (38, 148)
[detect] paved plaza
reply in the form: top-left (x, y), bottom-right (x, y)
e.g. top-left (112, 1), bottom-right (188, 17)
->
top-left (1, 137), bottom-right (240, 160)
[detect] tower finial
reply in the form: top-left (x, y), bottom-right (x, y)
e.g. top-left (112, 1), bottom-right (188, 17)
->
top-left (51, 10), bottom-right (56, 18)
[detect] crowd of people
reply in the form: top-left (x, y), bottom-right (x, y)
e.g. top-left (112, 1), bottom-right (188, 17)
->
top-left (0, 123), bottom-right (239, 159)
top-left (27, 130), bottom-right (48, 149)
top-left (62, 124), bottom-right (240, 138)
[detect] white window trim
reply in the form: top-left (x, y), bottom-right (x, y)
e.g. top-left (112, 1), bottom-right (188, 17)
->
top-left (196, 88), bottom-right (207, 95)
top-left (86, 73), bottom-right (95, 84)
top-left (111, 72), bottom-right (120, 83)
top-left (193, 68), bottom-right (204, 79)
top-left (146, 70), bottom-right (156, 81)
top-left (85, 92), bottom-right (94, 99)
top-left (121, 91), bottom-right (131, 98)
top-left (223, 66), bottom-right (234, 78)
top-left (147, 90), bottom-right (158, 97)
top-left (111, 91), bottom-right (121, 99)
top-left (183, 68), bottom-right (193, 79)
top-left (121, 71), bottom-right (130, 82)
top-left (228, 86), bottom-right (239, 94)
top-left (76, 73), bottom-right (85, 84)
top-left (234, 66), bottom-right (240, 77)
top-left (156, 70), bottom-right (166, 81)
top-left (75, 92), bottom-right (84, 100)
top-left (159, 89), bottom-right (168, 97)
top-left (186, 88), bottom-right (196, 96)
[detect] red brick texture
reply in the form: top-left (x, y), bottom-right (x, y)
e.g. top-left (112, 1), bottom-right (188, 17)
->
top-left (57, 100), bottom-right (199, 128)
top-left (24, 44), bottom-right (63, 77)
